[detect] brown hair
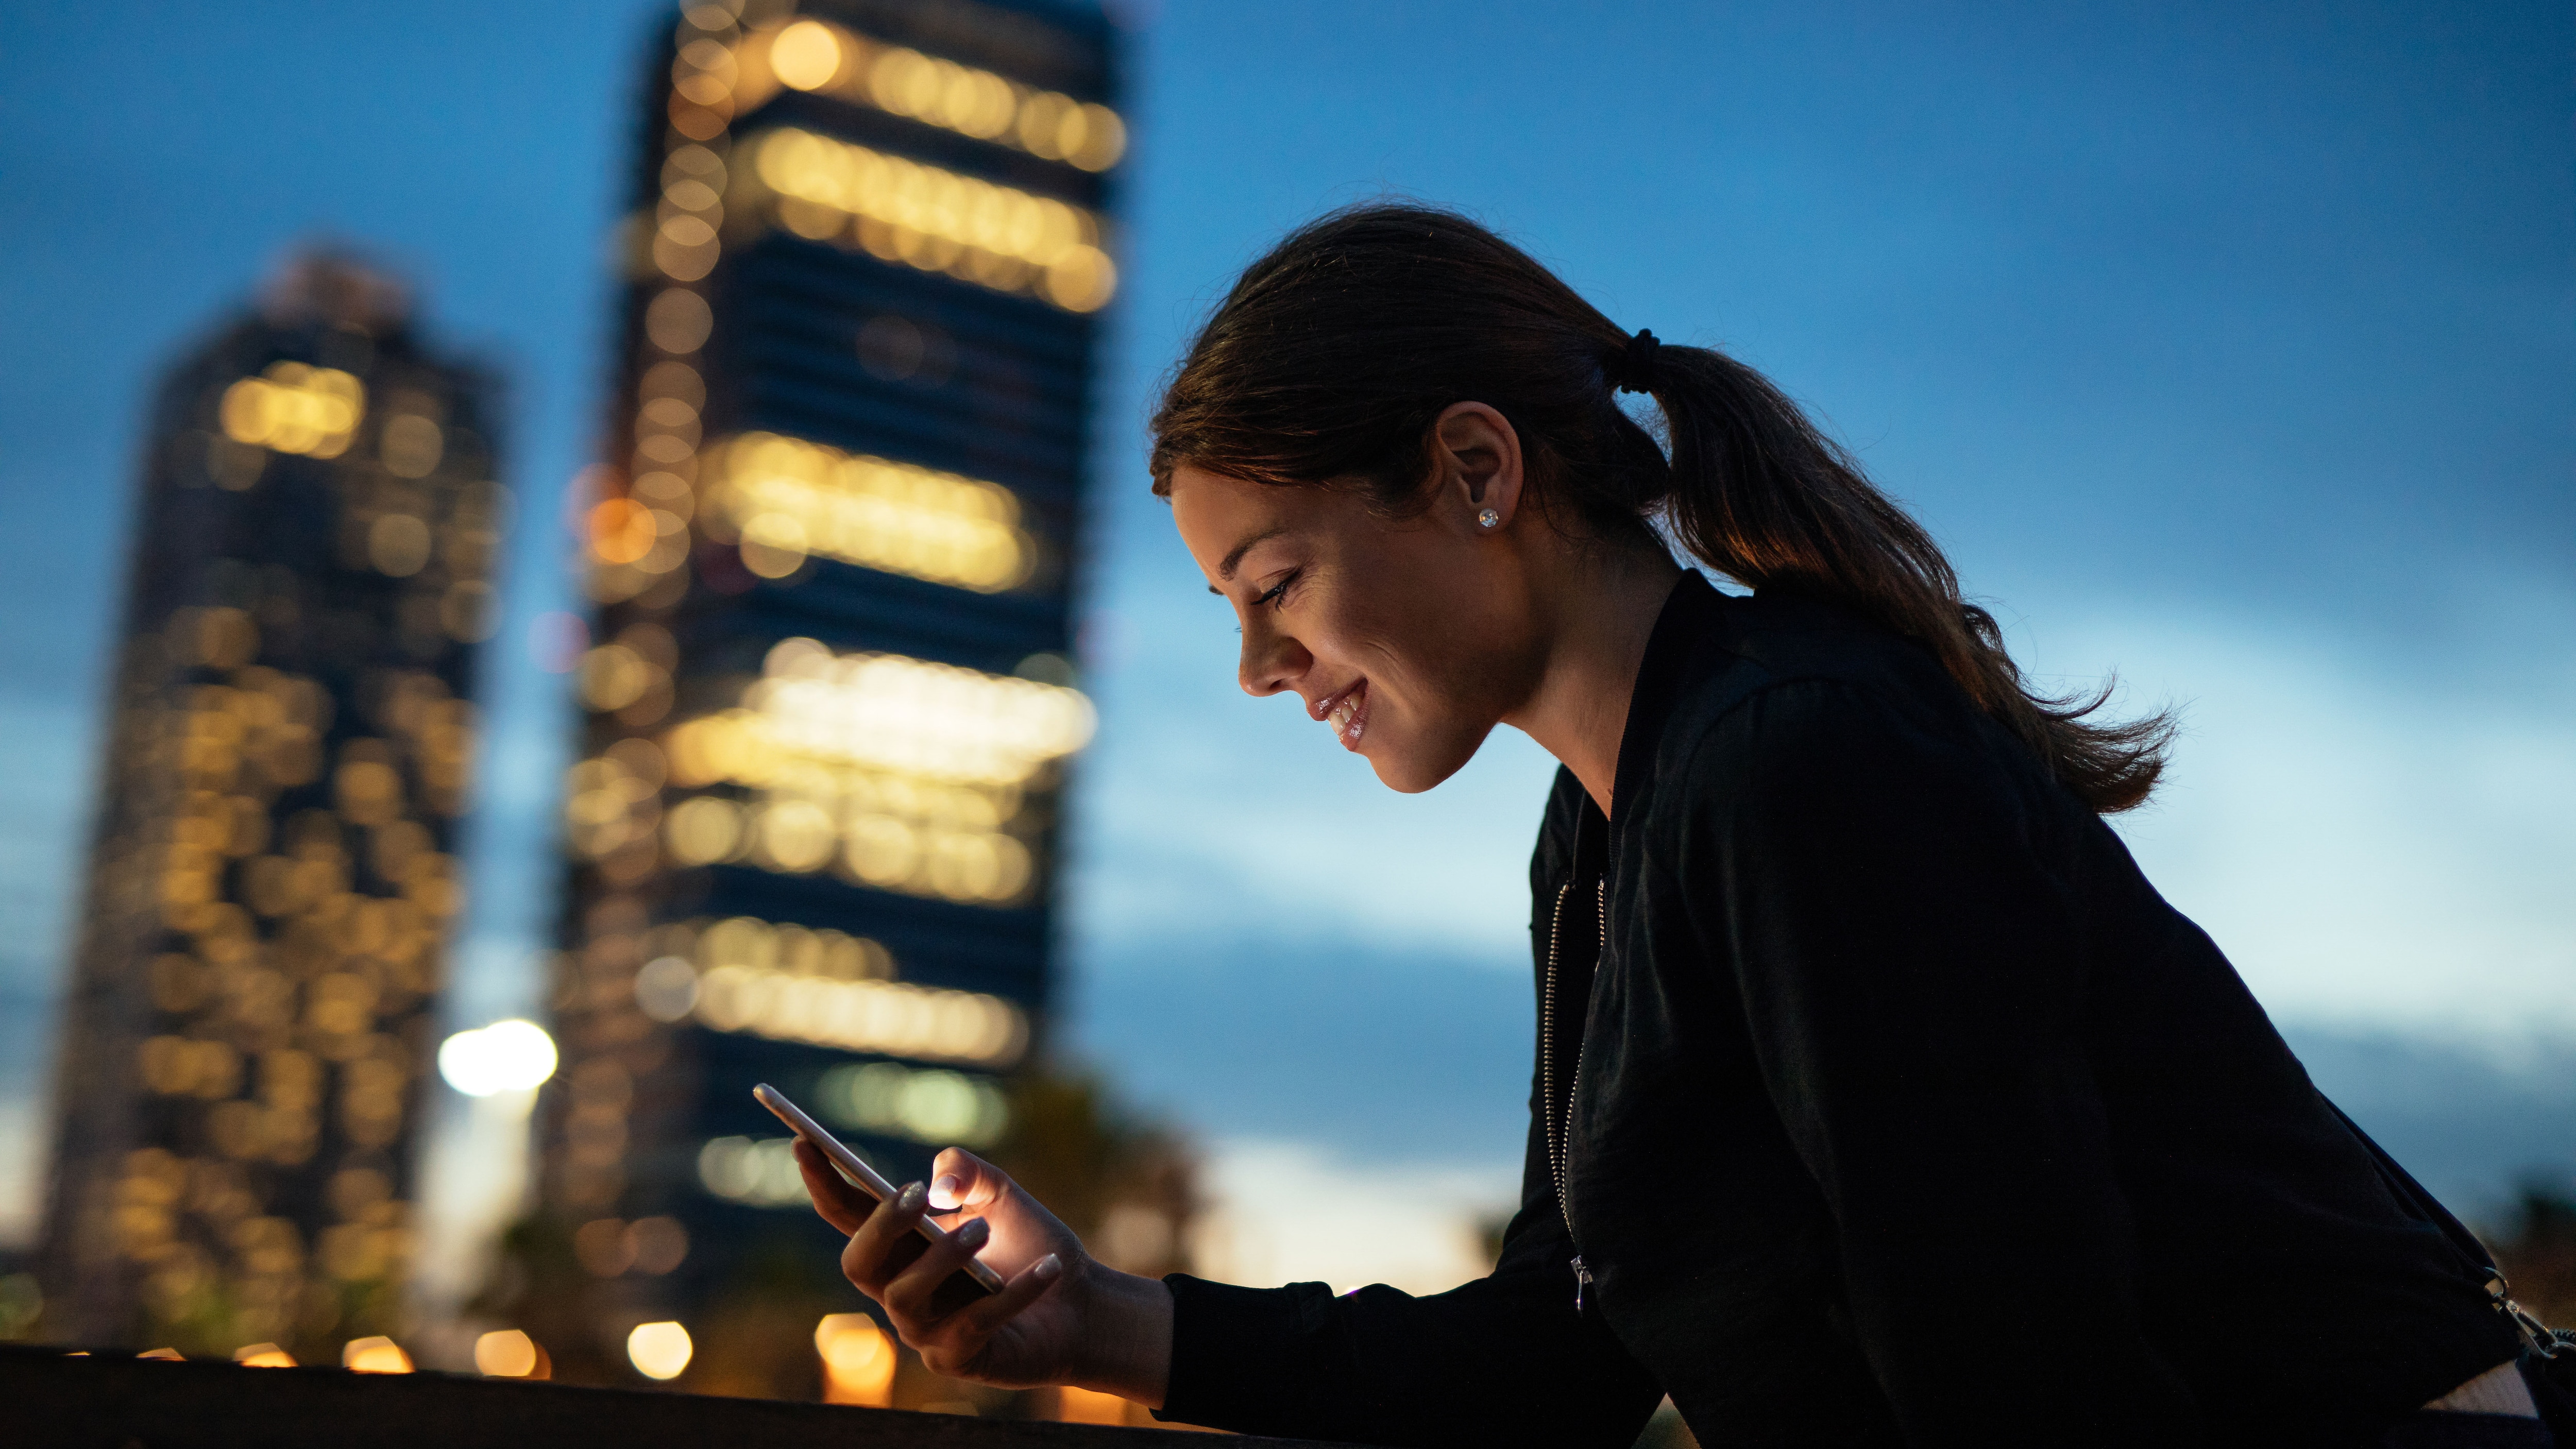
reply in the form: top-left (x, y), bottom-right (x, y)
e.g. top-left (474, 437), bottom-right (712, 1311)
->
top-left (1149, 203), bottom-right (2172, 812)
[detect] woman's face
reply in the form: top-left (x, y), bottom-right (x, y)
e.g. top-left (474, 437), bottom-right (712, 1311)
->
top-left (1167, 458), bottom-right (1542, 794)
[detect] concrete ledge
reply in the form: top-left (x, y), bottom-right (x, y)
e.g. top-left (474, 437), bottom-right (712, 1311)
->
top-left (1, 1344), bottom-right (1349, 1448)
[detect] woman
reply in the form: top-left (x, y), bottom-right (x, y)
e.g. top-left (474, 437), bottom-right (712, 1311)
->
top-left (793, 204), bottom-right (2555, 1447)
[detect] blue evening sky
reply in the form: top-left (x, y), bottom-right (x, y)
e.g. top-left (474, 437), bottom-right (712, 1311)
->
top-left (0, 2), bottom-right (2569, 1252)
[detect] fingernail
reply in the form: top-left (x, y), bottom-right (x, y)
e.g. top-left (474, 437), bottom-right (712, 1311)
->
top-left (958, 1218), bottom-right (990, 1249)
top-left (928, 1175), bottom-right (962, 1209)
top-left (1032, 1253), bottom-right (1063, 1282)
top-left (897, 1181), bottom-right (926, 1212)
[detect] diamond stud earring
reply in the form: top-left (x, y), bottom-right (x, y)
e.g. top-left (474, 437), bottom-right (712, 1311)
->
top-left (1477, 508), bottom-right (1501, 530)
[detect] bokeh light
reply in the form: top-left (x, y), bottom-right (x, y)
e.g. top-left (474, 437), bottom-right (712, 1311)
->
top-left (435, 1019), bottom-right (558, 1097)
top-left (626, 1320), bottom-right (692, 1380)
top-left (815, 1313), bottom-right (895, 1406)
top-left (340, 1335), bottom-right (412, 1373)
top-left (742, 15), bottom-right (1124, 169)
top-left (817, 1060), bottom-right (1008, 1147)
top-left (218, 363), bottom-right (365, 458)
top-left (696, 1135), bottom-right (808, 1207)
top-left (742, 126), bottom-right (1117, 311)
top-left (700, 432), bottom-right (1036, 592)
top-left (471, 1328), bottom-right (545, 1378)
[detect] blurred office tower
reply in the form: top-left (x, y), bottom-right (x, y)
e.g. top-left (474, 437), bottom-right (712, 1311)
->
top-left (38, 256), bottom-right (505, 1360)
top-left (528, 0), bottom-right (1128, 1389)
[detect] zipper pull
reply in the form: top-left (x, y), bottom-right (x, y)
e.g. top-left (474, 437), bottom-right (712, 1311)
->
top-left (2490, 1273), bottom-right (2563, 1357)
top-left (1571, 1255), bottom-right (1593, 1315)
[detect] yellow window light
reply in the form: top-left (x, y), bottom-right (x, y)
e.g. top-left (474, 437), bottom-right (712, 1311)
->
top-left (702, 432), bottom-right (1035, 592)
top-left (655, 640), bottom-right (1083, 906)
top-left (736, 19), bottom-right (1125, 172)
top-left (663, 641), bottom-right (1090, 791)
top-left (218, 363), bottom-right (366, 458)
top-left (693, 965), bottom-right (1028, 1066)
top-left (741, 127), bottom-right (1117, 312)
top-left (749, 636), bottom-right (1094, 785)
top-left (692, 914), bottom-right (894, 980)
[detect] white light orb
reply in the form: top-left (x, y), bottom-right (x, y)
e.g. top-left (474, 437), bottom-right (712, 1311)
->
top-left (437, 1018), bottom-right (560, 1097)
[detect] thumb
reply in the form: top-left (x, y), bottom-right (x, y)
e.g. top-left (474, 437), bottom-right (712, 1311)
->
top-left (929, 1148), bottom-right (1010, 1212)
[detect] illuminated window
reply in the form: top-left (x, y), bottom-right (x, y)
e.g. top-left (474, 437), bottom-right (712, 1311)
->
top-left (218, 363), bottom-right (365, 458)
top-left (701, 432), bottom-right (1035, 592)
top-left (734, 19), bottom-right (1126, 172)
top-left (738, 127), bottom-right (1117, 312)
top-left (734, 637), bottom-right (1089, 786)
top-left (658, 639), bottom-right (1091, 907)
top-left (693, 966), bottom-right (1026, 1066)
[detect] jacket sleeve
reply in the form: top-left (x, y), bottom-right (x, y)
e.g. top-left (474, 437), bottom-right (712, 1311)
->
top-left (1154, 1015), bottom-right (1663, 1444)
top-left (1681, 679), bottom-right (2204, 1444)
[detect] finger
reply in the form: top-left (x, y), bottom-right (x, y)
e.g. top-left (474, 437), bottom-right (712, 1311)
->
top-left (927, 1148), bottom-right (1006, 1213)
top-left (794, 1139), bottom-right (878, 1236)
top-left (842, 1179), bottom-right (931, 1294)
top-left (952, 1251), bottom-right (1064, 1339)
top-left (883, 1212), bottom-right (991, 1327)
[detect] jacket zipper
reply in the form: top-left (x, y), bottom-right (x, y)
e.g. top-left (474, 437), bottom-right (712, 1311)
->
top-left (1542, 876), bottom-right (1608, 1314)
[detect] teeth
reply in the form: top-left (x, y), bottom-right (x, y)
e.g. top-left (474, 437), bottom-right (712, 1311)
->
top-left (1326, 687), bottom-right (1364, 744)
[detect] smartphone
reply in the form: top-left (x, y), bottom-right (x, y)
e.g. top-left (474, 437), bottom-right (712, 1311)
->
top-left (754, 1082), bottom-right (1004, 1303)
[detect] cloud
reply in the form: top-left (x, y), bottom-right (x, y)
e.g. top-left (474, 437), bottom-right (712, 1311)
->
top-left (1187, 1138), bottom-right (1516, 1298)
top-left (2055, 584), bottom-right (2576, 1045)
top-left (1071, 569), bottom-right (2576, 1048)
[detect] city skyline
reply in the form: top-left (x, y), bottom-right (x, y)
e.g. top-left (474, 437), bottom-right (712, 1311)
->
top-left (1, 0), bottom-right (2569, 1334)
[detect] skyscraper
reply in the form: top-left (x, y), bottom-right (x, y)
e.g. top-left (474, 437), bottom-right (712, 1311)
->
top-left (40, 257), bottom-right (504, 1359)
top-left (533, 0), bottom-right (1122, 1381)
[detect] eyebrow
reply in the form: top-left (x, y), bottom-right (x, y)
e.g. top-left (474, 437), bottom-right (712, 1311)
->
top-left (1215, 525), bottom-right (1290, 585)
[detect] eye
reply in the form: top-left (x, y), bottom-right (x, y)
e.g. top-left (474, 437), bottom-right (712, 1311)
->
top-left (1253, 570), bottom-right (1299, 609)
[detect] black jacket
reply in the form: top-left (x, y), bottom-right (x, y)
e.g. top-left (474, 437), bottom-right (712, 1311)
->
top-left (1157, 574), bottom-right (2517, 1447)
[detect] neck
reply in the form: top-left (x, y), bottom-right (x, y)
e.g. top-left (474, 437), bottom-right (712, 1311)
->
top-left (1503, 546), bottom-right (1683, 816)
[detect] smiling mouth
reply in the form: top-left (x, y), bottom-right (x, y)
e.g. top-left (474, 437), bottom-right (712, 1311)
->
top-left (1319, 680), bottom-right (1368, 751)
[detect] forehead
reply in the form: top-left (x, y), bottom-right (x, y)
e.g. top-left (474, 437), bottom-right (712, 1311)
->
top-left (1167, 464), bottom-right (1284, 524)
top-left (1166, 465), bottom-right (1343, 567)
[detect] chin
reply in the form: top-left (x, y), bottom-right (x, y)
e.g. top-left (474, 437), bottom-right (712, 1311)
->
top-left (1363, 726), bottom-right (1488, 795)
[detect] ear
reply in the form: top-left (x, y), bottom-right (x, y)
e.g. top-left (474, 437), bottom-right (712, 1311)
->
top-left (1430, 402), bottom-right (1524, 536)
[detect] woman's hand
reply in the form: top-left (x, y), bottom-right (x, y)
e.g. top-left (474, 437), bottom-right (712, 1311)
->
top-left (794, 1140), bottom-right (1172, 1405)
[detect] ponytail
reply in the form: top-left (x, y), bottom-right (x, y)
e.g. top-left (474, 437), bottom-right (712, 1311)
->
top-left (1152, 203), bottom-right (2173, 812)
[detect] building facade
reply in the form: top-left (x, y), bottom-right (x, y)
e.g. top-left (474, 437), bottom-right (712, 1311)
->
top-left (41, 258), bottom-right (503, 1359)
top-left (534, 0), bottom-right (1122, 1378)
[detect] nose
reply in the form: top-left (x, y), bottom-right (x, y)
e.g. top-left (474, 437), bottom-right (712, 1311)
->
top-left (1237, 615), bottom-right (1310, 700)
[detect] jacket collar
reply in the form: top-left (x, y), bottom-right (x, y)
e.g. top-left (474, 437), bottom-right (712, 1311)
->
top-left (1611, 571), bottom-right (1727, 821)
top-left (1563, 571), bottom-right (1729, 879)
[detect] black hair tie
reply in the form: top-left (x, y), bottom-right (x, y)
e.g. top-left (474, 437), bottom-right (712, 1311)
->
top-left (1611, 328), bottom-right (1661, 394)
